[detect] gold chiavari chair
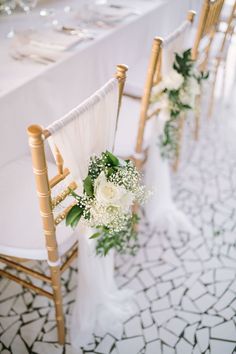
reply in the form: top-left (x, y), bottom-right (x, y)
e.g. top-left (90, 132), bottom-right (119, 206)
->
top-left (0, 64), bottom-right (128, 345)
top-left (207, 0), bottom-right (236, 116)
top-left (115, 11), bottom-right (196, 173)
top-left (191, 0), bottom-right (225, 139)
top-left (192, 0), bottom-right (225, 64)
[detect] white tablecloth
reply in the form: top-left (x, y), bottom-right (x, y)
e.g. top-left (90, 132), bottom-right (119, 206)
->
top-left (0, 0), bottom-right (200, 166)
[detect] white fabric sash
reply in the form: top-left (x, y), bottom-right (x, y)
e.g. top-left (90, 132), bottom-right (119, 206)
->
top-left (47, 78), bottom-right (135, 349)
top-left (163, 20), bottom-right (191, 48)
top-left (162, 20), bottom-right (191, 74)
top-left (145, 19), bottom-right (196, 236)
top-left (48, 78), bottom-right (118, 182)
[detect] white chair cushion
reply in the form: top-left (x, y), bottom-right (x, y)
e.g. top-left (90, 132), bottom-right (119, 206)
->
top-left (114, 96), bottom-right (155, 157)
top-left (0, 156), bottom-right (77, 260)
top-left (123, 57), bottom-right (149, 98)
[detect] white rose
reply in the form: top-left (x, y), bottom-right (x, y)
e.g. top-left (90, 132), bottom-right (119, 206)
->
top-left (94, 172), bottom-right (134, 211)
top-left (187, 77), bottom-right (200, 96)
top-left (159, 93), bottom-right (170, 110)
top-left (179, 89), bottom-right (193, 107)
top-left (152, 81), bottom-right (165, 96)
top-left (163, 69), bottom-right (184, 91)
top-left (179, 77), bottom-right (200, 108)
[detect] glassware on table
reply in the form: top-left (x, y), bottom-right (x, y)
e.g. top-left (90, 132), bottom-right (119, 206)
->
top-left (39, 7), bottom-right (59, 28)
top-left (40, 5), bottom-right (74, 30)
top-left (78, 0), bottom-right (111, 28)
top-left (0, 0), bottom-right (16, 14)
top-left (0, 0), bottom-right (17, 38)
top-left (17, 0), bottom-right (38, 32)
top-left (95, 0), bottom-right (108, 4)
top-left (78, 0), bottom-right (95, 23)
top-left (17, 0), bottom-right (37, 14)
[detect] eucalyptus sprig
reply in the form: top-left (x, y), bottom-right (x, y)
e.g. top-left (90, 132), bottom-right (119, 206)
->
top-left (91, 214), bottom-right (140, 256)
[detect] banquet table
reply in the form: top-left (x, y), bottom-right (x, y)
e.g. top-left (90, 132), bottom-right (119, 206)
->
top-left (0, 0), bottom-right (200, 167)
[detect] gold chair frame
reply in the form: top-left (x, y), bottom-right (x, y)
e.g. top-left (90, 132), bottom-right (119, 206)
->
top-left (192, 0), bottom-right (225, 139)
top-left (0, 64), bottom-right (128, 345)
top-left (129, 11), bottom-right (195, 172)
top-left (207, 0), bottom-right (236, 117)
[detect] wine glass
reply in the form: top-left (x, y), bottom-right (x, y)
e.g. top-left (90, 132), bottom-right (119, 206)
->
top-left (0, 0), bottom-right (17, 38)
top-left (95, 0), bottom-right (108, 4)
top-left (39, 7), bottom-right (59, 28)
top-left (18, 0), bottom-right (37, 14)
top-left (17, 0), bottom-right (38, 32)
top-left (0, 0), bottom-right (16, 14)
top-left (78, 0), bottom-right (95, 23)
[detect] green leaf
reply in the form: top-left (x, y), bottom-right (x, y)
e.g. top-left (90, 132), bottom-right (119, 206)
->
top-left (89, 232), bottom-right (101, 239)
top-left (181, 104), bottom-right (191, 109)
top-left (176, 53), bottom-right (182, 63)
top-left (83, 175), bottom-right (94, 196)
top-left (173, 63), bottom-right (179, 72)
top-left (183, 48), bottom-right (191, 59)
top-left (69, 188), bottom-right (81, 201)
top-left (71, 214), bottom-right (82, 229)
top-left (203, 71), bottom-right (209, 79)
top-left (66, 205), bottom-right (83, 227)
top-left (105, 151), bottom-right (119, 166)
top-left (106, 167), bottom-right (114, 177)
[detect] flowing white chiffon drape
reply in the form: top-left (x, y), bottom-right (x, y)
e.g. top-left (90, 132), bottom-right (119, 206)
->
top-left (144, 117), bottom-right (196, 237)
top-left (47, 79), bottom-right (135, 349)
top-left (144, 21), bottom-right (196, 236)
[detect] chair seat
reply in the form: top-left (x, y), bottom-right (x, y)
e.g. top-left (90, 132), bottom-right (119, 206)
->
top-left (0, 156), bottom-right (77, 260)
top-left (114, 96), bottom-right (155, 158)
top-left (123, 57), bottom-right (149, 98)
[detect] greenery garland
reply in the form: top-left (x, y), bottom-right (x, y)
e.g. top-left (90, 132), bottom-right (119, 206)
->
top-left (152, 48), bottom-right (209, 160)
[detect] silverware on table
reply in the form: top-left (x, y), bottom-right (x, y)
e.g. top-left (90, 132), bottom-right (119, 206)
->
top-left (11, 51), bottom-right (55, 65)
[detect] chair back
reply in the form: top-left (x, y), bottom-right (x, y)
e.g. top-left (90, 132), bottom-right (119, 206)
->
top-left (192, 0), bottom-right (225, 63)
top-left (27, 65), bottom-right (128, 266)
top-left (219, 0), bottom-right (236, 54)
top-left (135, 11), bottom-right (196, 155)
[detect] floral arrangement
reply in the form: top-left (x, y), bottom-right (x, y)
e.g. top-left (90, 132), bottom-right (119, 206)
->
top-left (152, 48), bottom-right (209, 160)
top-left (66, 151), bottom-right (149, 256)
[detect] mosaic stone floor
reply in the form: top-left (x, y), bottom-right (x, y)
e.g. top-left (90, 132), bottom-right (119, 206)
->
top-left (1, 94), bottom-right (236, 354)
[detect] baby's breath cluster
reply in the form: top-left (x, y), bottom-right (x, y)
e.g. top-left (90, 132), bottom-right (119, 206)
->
top-left (108, 160), bottom-right (147, 203)
top-left (66, 151), bottom-right (149, 256)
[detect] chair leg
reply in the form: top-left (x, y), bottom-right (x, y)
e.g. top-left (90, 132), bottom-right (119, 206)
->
top-left (173, 113), bottom-right (184, 173)
top-left (194, 95), bottom-right (201, 141)
top-left (222, 62), bottom-right (227, 101)
top-left (172, 154), bottom-right (179, 173)
top-left (208, 79), bottom-right (216, 118)
top-left (135, 159), bottom-right (143, 171)
top-left (50, 265), bottom-right (65, 345)
top-left (208, 59), bottom-right (220, 118)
